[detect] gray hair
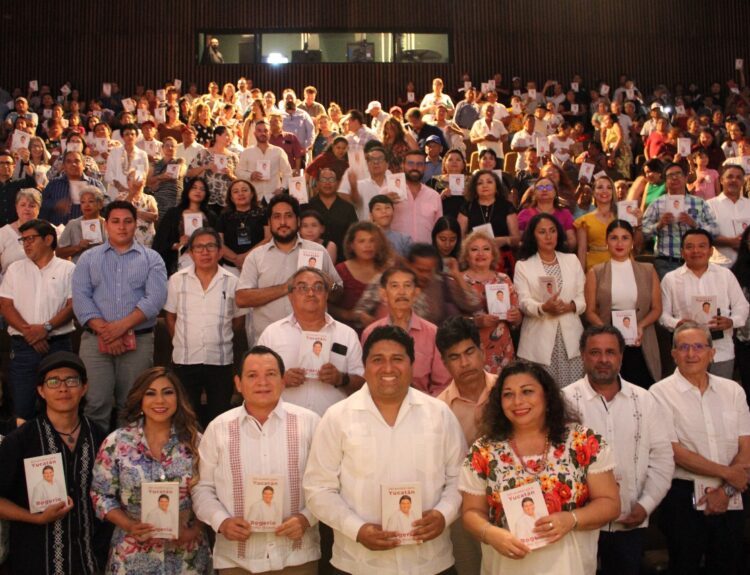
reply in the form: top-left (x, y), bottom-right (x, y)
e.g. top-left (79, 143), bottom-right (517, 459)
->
top-left (672, 320), bottom-right (713, 349)
top-left (286, 266), bottom-right (331, 292)
top-left (79, 186), bottom-right (104, 204)
top-left (16, 188), bottom-right (42, 207)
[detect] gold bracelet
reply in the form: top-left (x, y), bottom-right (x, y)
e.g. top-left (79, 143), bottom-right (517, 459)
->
top-left (570, 510), bottom-right (578, 530)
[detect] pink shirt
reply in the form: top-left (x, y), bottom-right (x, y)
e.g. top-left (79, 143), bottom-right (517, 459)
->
top-left (437, 372), bottom-right (497, 444)
top-left (391, 184), bottom-right (443, 244)
top-left (361, 313), bottom-right (451, 396)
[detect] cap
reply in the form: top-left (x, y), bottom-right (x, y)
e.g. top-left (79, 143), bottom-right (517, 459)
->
top-left (140, 119), bottom-right (156, 128)
top-left (38, 351), bottom-right (87, 383)
top-left (425, 135), bottom-right (442, 146)
top-left (389, 106), bottom-right (403, 115)
top-left (650, 102), bottom-right (662, 110)
top-left (365, 101), bottom-right (382, 113)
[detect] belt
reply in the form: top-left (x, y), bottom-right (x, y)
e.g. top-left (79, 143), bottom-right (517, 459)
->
top-left (11, 333), bottom-right (71, 343)
top-left (656, 255), bottom-right (684, 263)
top-left (84, 327), bottom-right (154, 336)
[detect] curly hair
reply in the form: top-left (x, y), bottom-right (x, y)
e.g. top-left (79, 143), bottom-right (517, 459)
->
top-left (343, 221), bottom-right (393, 269)
top-left (479, 360), bottom-right (578, 445)
top-left (122, 367), bottom-right (201, 482)
top-left (459, 229), bottom-right (500, 270)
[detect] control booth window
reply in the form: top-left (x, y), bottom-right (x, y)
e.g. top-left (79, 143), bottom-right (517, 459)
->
top-left (198, 31), bottom-right (449, 64)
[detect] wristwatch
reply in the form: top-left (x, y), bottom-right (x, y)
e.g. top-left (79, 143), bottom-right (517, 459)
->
top-left (44, 322), bottom-right (53, 333)
top-left (722, 484), bottom-right (737, 498)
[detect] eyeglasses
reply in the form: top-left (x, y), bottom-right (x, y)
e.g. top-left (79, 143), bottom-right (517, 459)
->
top-left (536, 184), bottom-right (555, 192)
top-left (318, 176), bottom-right (338, 183)
top-left (292, 283), bottom-right (327, 294)
top-left (665, 171), bottom-right (684, 179)
top-left (17, 234), bottom-right (41, 244)
top-left (367, 157), bottom-right (386, 164)
top-left (191, 243), bottom-right (219, 253)
top-left (44, 376), bottom-right (82, 388)
top-left (675, 343), bottom-right (711, 353)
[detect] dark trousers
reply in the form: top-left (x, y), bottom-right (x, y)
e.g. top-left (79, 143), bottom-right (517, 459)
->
top-left (621, 346), bottom-right (654, 390)
top-left (173, 363), bottom-right (234, 428)
top-left (10, 335), bottom-right (72, 419)
top-left (598, 528), bottom-right (645, 575)
top-left (658, 479), bottom-right (745, 575)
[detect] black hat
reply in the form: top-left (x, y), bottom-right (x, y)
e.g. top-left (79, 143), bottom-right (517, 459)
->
top-left (37, 351), bottom-right (87, 384)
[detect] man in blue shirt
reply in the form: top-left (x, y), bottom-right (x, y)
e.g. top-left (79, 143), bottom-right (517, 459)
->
top-left (72, 200), bottom-right (167, 431)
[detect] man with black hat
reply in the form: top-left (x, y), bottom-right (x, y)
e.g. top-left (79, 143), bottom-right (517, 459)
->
top-left (0, 351), bottom-right (110, 574)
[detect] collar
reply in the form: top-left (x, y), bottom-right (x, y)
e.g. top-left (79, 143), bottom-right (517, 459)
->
top-left (673, 367), bottom-right (715, 394)
top-left (443, 371), bottom-right (496, 404)
top-left (240, 399), bottom-right (287, 427)
top-left (267, 235), bottom-right (304, 252)
top-left (677, 262), bottom-right (718, 276)
top-left (349, 384), bottom-right (426, 414)
top-left (578, 374), bottom-right (634, 401)
top-left (386, 312), bottom-right (420, 332)
top-left (282, 311), bottom-right (336, 330)
top-left (103, 239), bottom-right (142, 255)
top-left (184, 264), bottom-right (233, 287)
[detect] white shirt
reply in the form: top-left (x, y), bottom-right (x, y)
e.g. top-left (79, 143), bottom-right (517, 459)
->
top-left (469, 118), bottom-right (507, 157)
top-left (176, 141), bottom-right (203, 167)
top-left (145, 507), bottom-right (174, 532)
top-left (164, 266), bottom-right (247, 365)
top-left (237, 236), bottom-right (343, 338)
top-left (510, 129), bottom-right (535, 171)
top-left (303, 386), bottom-right (466, 575)
top-left (660, 263), bottom-right (749, 362)
top-left (564, 376), bottom-right (674, 530)
top-left (236, 144), bottom-right (293, 202)
top-left (104, 145), bottom-right (149, 200)
top-left (707, 193), bottom-right (750, 266)
top-left (0, 224), bottom-right (24, 275)
top-left (257, 313), bottom-right (365, 415)
top-left (650, 369), bottom-right (750, 482)
top-left (193, 401), bottom-right (321, 572)
top-left (353, 174), bottom-right (390, 220)
top-left (0, 256), bottom-right (75, 336)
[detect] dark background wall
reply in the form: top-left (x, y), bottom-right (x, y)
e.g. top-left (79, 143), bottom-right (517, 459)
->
top-left (1, 0), bottom-right (747, 109)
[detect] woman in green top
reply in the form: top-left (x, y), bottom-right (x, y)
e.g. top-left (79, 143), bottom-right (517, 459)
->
top-left (626, 158), bottom-right (665, 212)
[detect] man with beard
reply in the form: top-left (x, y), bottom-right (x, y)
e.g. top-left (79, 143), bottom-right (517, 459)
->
top-left (201, 36), bottom-right (224, 64)
top-left (564, 326), bottom-right (673, 575)
top-left (236, 194), bottom-right (342, 343)
top-left (236, 119), bottom-right (293, 202)
top-left (390, 150), bottom-right (443, 243)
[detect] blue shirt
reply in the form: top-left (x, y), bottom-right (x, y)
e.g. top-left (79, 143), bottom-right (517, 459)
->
top-left (281, 109), bottom-right (315, 149)
top-left (72, 240), bottom-right (167, 329)
top-left (642, 193), bottom-right (718, 258)
top-left (40, 175), bottom-right (106, 225)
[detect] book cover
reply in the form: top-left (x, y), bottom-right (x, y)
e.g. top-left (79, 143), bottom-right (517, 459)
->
top-left (165, 163), bottom-right (181, 179)
top-left (297, 331), bottom-right (331, 380)
top-left (612, 310), bottom-right (638, 345)
top-left (381, 483), bottom-right (422, 545)
top-left (499, 481), bottom-right (549, 550)
top-left (81, 218), bottom-right (103, 244)
top-left (677, 138), bottom-right (692, 157)
top-left (486, 283), bottom-right (510, 320)
top-left (289, 176), bottom-right (309, 204)
top-left (10, 130), bottom-right (30, 152)
top-left (694, 477), bottom-right (743, 511)
top-left (617, 201), bottom-right (639, 226)
top-left (256, 160), bottom-right (271, 180)
top-left (24, 453), bottom-right (67, 513)
top-left (473, 223), bottom-right (494, 239)
top-left (141, 481), bottom-right (180, 539)
top-left (538, 276), bottom-right (556, 302)
top-left (448, 174), bottom-right (465, 196)
top-left (691, 295), bottom-right (717, 325)
top-left (213, 153), bottom-right (229, 173)
top-left (578, 162), bottom-right (594, 183)
top-left (732, 218), bottom-right (750, 236)
top-left (245, 475), bottom-right (284, 532)
top-left (183, 213), bottom-right (203, 238)
top-left (387, 173), bottom-right (406, 201)
top-left (298, 248), bottom-right (323, 270)
top-left (665, 194), bottom-right (685, 217)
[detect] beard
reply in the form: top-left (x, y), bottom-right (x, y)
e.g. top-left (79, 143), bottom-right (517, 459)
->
top-left (272, 227), bottom-right (298, 244)
top-left (404, 169), bottom-right (423, 183)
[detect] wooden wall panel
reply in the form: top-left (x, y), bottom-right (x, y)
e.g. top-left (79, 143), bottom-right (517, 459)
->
top-left (1, 0), bottom-right (748, 111)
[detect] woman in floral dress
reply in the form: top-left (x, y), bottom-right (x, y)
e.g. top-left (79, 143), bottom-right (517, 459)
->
top-left (460, 230), bottom-right (522, 374)
top-left (459, 361), bottom-right (620, 575)
top-left (91, 367), bottom-right (210, 574)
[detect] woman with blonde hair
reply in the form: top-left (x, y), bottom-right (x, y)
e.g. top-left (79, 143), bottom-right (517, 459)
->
top-left (91, 367), bottom-right (210, 574)
top-left (574, 175), bottom-right (618, 271)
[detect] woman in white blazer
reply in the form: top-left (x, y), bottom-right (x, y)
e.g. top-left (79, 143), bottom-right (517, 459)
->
top-left (514, 212), bottom-right (586, 386)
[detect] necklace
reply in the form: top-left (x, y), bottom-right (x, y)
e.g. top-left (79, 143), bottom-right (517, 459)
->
top-left (478, 201), bottom-right (495, 224)
top-left (539, 254), bottom-right (557, 265)
top-left (509, 435), bottom-right (550, 475)
top-left (54, 418), bottom-right (81, 446)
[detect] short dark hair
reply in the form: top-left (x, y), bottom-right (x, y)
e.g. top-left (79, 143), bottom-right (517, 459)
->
top-left (407, 243), bottom-right (440, 264)
top-left (399, 495), bottom-right (412, 503)
top-left (187, 227), bottom-right (222, 250)
top-left (237, 345), bottom-right (286, 376)
top-left (379, 264), bottom-right (417, 287)
top-left (104, 200), bottom-right (137, 221)
top-left (518, 213), bottom-right (568, 260)
top-left (662, 162), bottom-right (685, 177)
top-left (681, 228), bottom-right (713, 248)
top-left (268, 193), bottom-right (301, 218)
top-left (720, 163), bottom-right (746, 177)
top-left (369, 194), bottom-right (393, 211)
top-left (362, 325), bottom-right (415, 364)
top-left (299, 209), bottom-right (325, 226)
top-left (579, 324), bottom-right (625, 354)
top-left (643, 158), bottom-right (663, 174)
top-left (347, 109), bottom-right (365, 124)
top-left (435, 316), bottom-right (481, 356)
top-left (119, 123), bottom-right (139, 136)
top-left (158, 494), bottom-right (170, 502)
top-left (19, 219), bottom-right (57, 249)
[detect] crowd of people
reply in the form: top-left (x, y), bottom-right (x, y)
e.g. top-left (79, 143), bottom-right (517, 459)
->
top-left (0, 68), bottom-right (750, 574)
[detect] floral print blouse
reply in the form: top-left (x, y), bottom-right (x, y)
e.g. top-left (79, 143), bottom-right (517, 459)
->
top-left (189, 148), bottom-right (238, 207)
top-left (91, 420), bottom-right (210, 575)
top-left (459, 423), bottom-right (613, 526)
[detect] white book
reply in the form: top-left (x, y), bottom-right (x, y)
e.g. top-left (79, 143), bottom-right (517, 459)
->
top-left (144, 140), bottom-right (160, 156)
top-left (527, 88), bottom-right (537, 100)
top-left (600, 84), bottom-right (610, 96)
top-left (473, 223), bottom-right (494, 240)
top-left (213, 153), bottom-right (229, 173)
top-left (24, 453), bottom-right (67, 513)
top-left (156, 89), bottom-right (166, 101)
top-left (141, 482), bottom-right (180, 539)
top-left (677, 137), bottom-right (692, 157)
top-left (732, 218), bottom-right (750, 236)
top-left (665, 194), bottom-right (685, 217)
top-left (298, 248), bottom-right (323, 270)
top-left (593, 170), bottom-right (608, 181)
top-left (511, 102), bottom-right (522, 115)
top-left (154, 107), bottom-right (166, 124)
top-left (495, 104), bottom-right (509, 119)
top-left (486, 283), bottom-right (510, 320)
top-left (675, 105), bottom-right (686, 116)
top-left (289, 176), bottom-right (309, 204)
top-left (11, 131), bottom-right (30, 152)
top-left (122, 98), bottom-right (136, 113)
top-left (487, 79), bottom-right (496, 90)
top-left (94, 137), bottom-right (109, 153)
top-left (625, 88), bottom-right (635, 100)
top-left (448, 174), bottom-right (465, 196)
top-left (539, 276), bottom-right (556, 302)
top-left (387, 173), bottom-right (406, 201)
top-left (298, 331), bottom-right (330, 380)
top-left (535, 135), bottom-right (550, 156)
top-left (736, 58), bottom-right (744, 71)
top-left (137, 109), bottom-right (150, 124)
top-left (81, 219), bottom-right (103, 244)
top-left (694, 476), bottom-right (743, 511)
top-left (382, 483), bottom-right (422, 545)
top-left (43, 108), bottom-right (53, 119)
top-left (513, 89), bottom-right (521, 97)
top-left (165, 163), bottom-right (181, 179)
top-left (578, 162), bottom-right (595, 183)
top-left (570, 103), bottom-right (580, 115)
top-left (500, 482), bottom-right (549, 550)
top-left (60, 84), bottom-right (71, 96)
top-left (256, 160), bottom-right (271, 180)
top-left (464, 81), bottom-right (472, 91)
top-left (183, 213), bottom-right (203, 238)
top-left (246, 475), bottom-right (284, 532)
top-left (691, 295), bottom-right (717, 325)
top-left (617, 200), bottom-right (639, 226)
top-left (571, 82), bottom-right (579, 93)
top-left (173, 78), bottom-right (182, 90)
top-left (66, 141), bottom-right (83, 153)
top-left (731, 86), bottom-right (741, 95)
top-left (407, 92), bottom-right (415, 103)
top-left (480, 83), bottom-right (489, 95)
top-left (29, 80), bottom-right (38, 92)
top-left (612, 310), bottom-right (637, 345)
top-left (102, 83), bottom-right (112, 97)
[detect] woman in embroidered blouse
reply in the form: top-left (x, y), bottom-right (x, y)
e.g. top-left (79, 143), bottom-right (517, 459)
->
top-left (91, 367), bottom-right (211, 574)
top-left (459, 361), bottom-right (620, 575)
top-left (460, 230), bottom-right (522, 374)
